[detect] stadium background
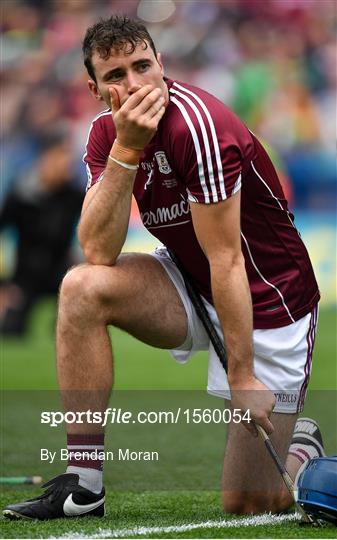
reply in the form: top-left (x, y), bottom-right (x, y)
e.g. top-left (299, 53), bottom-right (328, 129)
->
top-left (1, 0), bottom-right (336, 384)
top-left (1, 1), bottom-right (336, 537)
top-left (1, 0), bottom-right (336, 308)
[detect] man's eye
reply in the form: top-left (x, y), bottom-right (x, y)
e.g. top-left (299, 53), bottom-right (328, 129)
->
top-left (138, 63), bottom-right (150, 72)
top-left (105, 71), bottom-right (123, 82)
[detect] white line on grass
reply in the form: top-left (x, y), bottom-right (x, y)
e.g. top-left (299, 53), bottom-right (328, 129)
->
top-left (50, 512), bottom-right (299, 539)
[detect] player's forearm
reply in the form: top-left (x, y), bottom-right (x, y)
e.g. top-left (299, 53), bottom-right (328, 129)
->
top-left (78, 161), bottom-right (136, 266)
top-left (79, 85), bottom-right (166, 265)
top-left (210, 253), bottom-right (254, 384)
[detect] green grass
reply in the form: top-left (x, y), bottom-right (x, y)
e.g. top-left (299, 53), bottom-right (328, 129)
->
top-left (1, 490), bottom-right (337, 538)
top-left (0, 301), bottom-right (336, 538)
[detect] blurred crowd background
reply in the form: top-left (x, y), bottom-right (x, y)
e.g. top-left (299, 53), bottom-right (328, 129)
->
top-left (1, 0), bottom-right (336, 335)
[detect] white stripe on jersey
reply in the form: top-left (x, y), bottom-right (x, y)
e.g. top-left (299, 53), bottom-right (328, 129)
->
top-left (186, 188), bottom-right (198, 203)
top-left (173, 82), bottom-right (226, 200)
top-left (251, 160), bottom-right (299, 233)
top-left (170, 96), bottom-right (210, 203)
top-left (83, 108), bottom-right (111, 189)
top-left (232, 173), bottom-right (242, 195)
top-left (241, 232), bottom-right (295, 323)
top-left (170, 88), bottom-right (218, 202)
top-left (85, 164), bottom-right (92, 191)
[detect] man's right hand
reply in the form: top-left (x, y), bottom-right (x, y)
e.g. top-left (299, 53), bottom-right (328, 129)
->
top-left (109, 85), bottom-right (166, 151)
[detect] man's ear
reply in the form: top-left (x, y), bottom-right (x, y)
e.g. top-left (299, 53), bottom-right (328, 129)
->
top-left (88, 80), bottom-right (103, 101)
top-left (157, 53), bottom-right (164, 76)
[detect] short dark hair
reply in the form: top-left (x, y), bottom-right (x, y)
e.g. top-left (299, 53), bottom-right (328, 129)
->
top-left (82, 15), bottom-right (157, 82)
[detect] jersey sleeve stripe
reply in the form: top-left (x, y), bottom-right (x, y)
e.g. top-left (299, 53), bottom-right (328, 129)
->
top-left (85, 163), bottom-right (92, 190)
top-left (173, 82), bottom-right (226, 200)
top-left (170, 88), bottom-right (218, 202)
top-left (241, 232), bottom-right (295, 323)
top-left (231, 173), bottom-right (242, 195)
top-left (186, 188), bottom-right (199, 203)
top-left (170, 96), bottom-right (210, 203)
top-left (82, 109), bottom-right (111, 189)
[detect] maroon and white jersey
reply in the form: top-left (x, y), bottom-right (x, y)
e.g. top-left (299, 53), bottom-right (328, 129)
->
top-left (84, 78), bottom-right (320, 329)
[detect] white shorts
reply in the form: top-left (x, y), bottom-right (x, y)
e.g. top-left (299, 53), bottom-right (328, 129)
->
top-left (151, 247), bottom-right (319, 414)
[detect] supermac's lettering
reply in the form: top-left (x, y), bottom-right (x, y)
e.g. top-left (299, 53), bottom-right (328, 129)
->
top-left (141, 195), bottom-right (190, 227)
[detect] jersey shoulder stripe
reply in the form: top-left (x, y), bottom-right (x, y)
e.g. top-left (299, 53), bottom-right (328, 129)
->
top-left (170, 87), bottom-right (218, 202)
top-left (170, 93), bottom-right (210, 203)
top-left (169, 83), bottom-right (226, 204)
top-left (172, 82), bottom-right (226, 201)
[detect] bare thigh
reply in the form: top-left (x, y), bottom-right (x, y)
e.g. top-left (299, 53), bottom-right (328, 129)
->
top-left (70, 252), bottom-right (189, 349)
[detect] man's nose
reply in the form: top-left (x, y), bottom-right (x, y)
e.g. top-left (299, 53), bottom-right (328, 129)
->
top-left (126, 73), bottom-right (143, 95)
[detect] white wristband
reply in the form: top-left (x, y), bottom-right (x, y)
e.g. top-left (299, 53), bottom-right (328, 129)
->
top-left (108, 155), bottom-right (139, 170)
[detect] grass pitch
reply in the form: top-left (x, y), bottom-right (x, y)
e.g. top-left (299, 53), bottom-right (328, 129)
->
top-left (1, 490), bottom-right (337, 538)
top-left (0, 301), bottom-right (336, 538)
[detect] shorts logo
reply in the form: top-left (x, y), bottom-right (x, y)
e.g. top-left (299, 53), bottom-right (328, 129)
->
top-left (155, 151), bottom-right (172, 174)
top-left (274, 392), bottom-right (298, 404)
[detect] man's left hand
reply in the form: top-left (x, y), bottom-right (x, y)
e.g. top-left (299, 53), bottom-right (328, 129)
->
top-left (230, 376), bottom-right (276, 437)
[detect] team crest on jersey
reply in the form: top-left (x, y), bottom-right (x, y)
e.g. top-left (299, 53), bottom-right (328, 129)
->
top-left (155, 151), bottom-right (172, 174)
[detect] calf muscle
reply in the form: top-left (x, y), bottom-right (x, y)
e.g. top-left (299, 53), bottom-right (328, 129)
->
top-left (222, 404), bottom-right (298, 513)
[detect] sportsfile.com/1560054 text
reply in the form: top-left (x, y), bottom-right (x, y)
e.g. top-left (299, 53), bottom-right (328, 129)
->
top-left (40, 408), bottom-right (251, 427)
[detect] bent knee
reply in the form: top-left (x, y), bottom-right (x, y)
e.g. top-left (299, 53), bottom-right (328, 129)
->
top-left (61, 264), bottom-right (95, 301)
top-left (222, 491), bottom-right (291, 515)
top-left (59, 264), bottom-right (115, 319)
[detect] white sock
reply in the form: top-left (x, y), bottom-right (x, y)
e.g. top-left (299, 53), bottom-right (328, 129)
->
top-left (66, 466), bottom-right (103, 494)
top-left (288, 442), bottom-right (321, 465)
